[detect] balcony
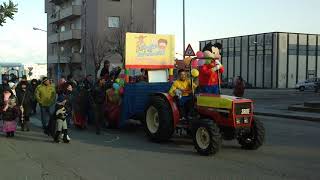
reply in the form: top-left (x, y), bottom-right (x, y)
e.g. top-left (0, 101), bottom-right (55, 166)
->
top-left (48, 53), bottom-right (81, 64)
top-left (48, 0), bottom-right (65, 5)
top-left (48, 29), bottom-right (81, 44)
top-left (49, 5), bottom-right (81, 24)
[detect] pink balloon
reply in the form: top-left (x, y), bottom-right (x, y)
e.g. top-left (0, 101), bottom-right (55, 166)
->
top-left (196, 51), bottom-right (204, 58)
top-left (191, 59), bottom-right (198, 68)
top-left (198, 59), bottom-right (205, 66)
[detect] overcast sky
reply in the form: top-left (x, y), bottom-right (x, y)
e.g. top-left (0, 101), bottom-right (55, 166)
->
top-left (0, 0), bottom-right (319, 63)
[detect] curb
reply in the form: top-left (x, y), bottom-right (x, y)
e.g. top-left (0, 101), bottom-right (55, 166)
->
top-left (255, 111), bottom-right (320, 122)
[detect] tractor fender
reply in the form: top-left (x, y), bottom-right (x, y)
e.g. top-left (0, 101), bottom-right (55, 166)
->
top-left (150, 93), bottom-right (180, 128)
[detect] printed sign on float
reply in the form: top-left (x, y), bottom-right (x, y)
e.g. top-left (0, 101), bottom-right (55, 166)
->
top-left (125, 33), bottom-right (175, 69)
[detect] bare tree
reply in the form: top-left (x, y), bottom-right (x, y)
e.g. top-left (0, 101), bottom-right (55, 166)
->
top-left (87, 33), bottom-right (113, 79)
top-left (108, 22), bottom-right (144, 63)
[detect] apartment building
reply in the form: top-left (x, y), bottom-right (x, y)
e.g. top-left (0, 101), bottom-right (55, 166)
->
top-left (45, 0), bottom-right (156, 81)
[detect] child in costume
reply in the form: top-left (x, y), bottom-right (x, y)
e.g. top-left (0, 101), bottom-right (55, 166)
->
top-left (53, 96), bottom-right (71, 143)
top-left (198, 42), bottom-right (224, 95)
top-left (1, 87), bottom-right (20, 137)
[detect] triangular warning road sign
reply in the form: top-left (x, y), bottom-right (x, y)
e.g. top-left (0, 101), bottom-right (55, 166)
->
top-left (185, 44), bottom-right (195, 56)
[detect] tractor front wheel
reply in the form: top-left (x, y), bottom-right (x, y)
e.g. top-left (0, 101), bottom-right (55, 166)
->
top-left (192, 119), bottom-right (222, 156)
top-left (238, 118), bottom-right (265, 150)
top-left (144, 96), bottom-right (174, 142)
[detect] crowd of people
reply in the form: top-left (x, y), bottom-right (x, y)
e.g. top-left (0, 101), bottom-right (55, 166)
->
top-left (0, 60), bottom-right (126, 142)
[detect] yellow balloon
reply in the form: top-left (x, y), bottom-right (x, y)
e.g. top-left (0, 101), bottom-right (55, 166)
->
top-left (183, 57), bottom-right (192, 65)
top-left (191, 69), bottom-right (199, 77)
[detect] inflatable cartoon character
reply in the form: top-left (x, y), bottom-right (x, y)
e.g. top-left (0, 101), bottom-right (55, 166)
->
top-left (198, 42), bottom-right (224, 94)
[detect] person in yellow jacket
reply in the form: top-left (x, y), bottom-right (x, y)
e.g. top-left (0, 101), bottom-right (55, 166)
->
top-left (35, 77), bottom-right (56, 130)
top-left (169, 69), bottom-right (196, 120)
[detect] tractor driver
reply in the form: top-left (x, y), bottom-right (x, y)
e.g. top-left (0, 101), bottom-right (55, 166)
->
top-left (169, 69), bottom-right (196, 121)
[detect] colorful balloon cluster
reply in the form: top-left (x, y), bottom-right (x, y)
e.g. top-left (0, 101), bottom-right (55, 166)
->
top-left (113, 78), bottom-right (125, 95)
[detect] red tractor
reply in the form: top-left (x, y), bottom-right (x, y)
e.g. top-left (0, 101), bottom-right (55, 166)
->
top-left (144, 58), bottom-right (265, 156)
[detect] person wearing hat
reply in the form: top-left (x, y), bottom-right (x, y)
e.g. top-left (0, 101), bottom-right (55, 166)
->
top-left (16, 75), bottom-right (29, 95)
top-left (16, 80), bottom-right (34, 131)
top-left (35, 77), bottom-right (56, 131)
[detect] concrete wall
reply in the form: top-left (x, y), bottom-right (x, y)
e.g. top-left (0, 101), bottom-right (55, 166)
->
top-left (248, 35), bottom-right (256, 86)
top-left (234, 37), bottom-right (241, 77)
top-left (221, 39), bottom-right (228, 79)
top-left (264, 33), bottom-right (273, 88)
top-left (288, 33), bottom-right (298, 88)
top-left (277, 33), bottom-right (288, 88)
top-left (241, 36), bottom-right (248, 82)
top-left (318, 36), bottom-right (320, 77)
top-left (228, 38), bottom-right (234, 79)
top-left (256, 34), bottom-right (264, 88)
top-left (308, 35), bottom-right (317, 79)
top-left (298, 34), bottom-right (307, 82)
top-left (272, 33), bottom-right (278, 88)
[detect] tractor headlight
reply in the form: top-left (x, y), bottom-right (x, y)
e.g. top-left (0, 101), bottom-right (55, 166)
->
top-left (236, 118), bottom-right (241, 124)
top-left (243, 117), bottom-right (249, 124)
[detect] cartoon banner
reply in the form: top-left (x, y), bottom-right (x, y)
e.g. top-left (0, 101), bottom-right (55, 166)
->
top-left (125, 33), bottom-right (175, 69)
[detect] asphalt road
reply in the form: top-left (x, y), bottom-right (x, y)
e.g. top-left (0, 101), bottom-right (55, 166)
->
top-left (0, 115), bottom-right (319, 180)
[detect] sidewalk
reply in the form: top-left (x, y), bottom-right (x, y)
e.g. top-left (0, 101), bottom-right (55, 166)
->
top-left (221, 88), bottom-right (320, 122)
top-left (254, 107), bottom-right (320, 122)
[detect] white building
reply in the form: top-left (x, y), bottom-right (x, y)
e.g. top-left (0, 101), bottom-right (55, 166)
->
top-left (200, 32), bottom-right (320, 88)
top-left (23, 63), bottom-right (48, 80)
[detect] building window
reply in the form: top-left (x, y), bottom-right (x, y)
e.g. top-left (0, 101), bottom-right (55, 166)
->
top-left (108, 16), bottom-right (120, 28)
top-left (288, 44), bottom-right (297, 55)
top-left (60, 46), bottom-right (65, 53)
top-left (60, 25), bottom-right (66, 32)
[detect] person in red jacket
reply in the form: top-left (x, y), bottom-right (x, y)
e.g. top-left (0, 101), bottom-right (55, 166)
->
top-left (199, 43), bottom-right (224, 94)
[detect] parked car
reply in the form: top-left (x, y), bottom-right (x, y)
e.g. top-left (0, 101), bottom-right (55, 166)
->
top-left (295, 77), bottom-right (320, 91)
top-left (314, 81), bottom-right (320, 93)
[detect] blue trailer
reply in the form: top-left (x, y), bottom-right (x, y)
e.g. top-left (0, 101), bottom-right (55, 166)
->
top-left (119, 82), bottom-right (172, 128)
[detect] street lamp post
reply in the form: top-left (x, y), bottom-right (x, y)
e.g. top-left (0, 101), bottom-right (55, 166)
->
top-left (33, 27), bottom-right (47, 32)
top-left (33, 23), bottom-right (61, 82)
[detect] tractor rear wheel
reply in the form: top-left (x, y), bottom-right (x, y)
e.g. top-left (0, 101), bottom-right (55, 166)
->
top-left (144, 96), bottom-right (174, 142)
top-left (238, 117), bottom-right (265, 150)
top-left (192, 119), bottom-right (222, 156)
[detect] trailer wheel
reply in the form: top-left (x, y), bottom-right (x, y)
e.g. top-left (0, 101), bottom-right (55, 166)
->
top-left (144, 96), bottom-right (174, 142)
top-left (192, 119), bottom-right (222, 156)
top-left (238, 117), bottom-right (265, 150)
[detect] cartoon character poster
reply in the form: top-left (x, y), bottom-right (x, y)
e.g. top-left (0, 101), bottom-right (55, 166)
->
top-left (125, 33), bottom-right (175, 69)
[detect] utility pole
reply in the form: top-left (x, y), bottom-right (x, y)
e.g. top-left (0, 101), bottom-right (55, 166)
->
top-left (57, 9), bottom-right (61, 82)
top-left (82, 0), bottom-right (87, 77)
top-left (130, 0), bottom-right (134, 31)
top-left (182, 0), bottom-right (185, 59)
